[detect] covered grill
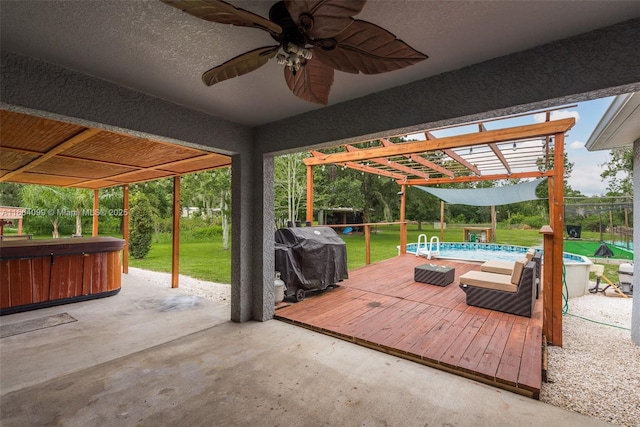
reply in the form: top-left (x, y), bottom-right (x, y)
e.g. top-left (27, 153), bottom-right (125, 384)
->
top-left (274, 226), bottom-right (348, 302)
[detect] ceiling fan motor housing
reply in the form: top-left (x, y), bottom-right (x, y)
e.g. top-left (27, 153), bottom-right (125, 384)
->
top-left (269, 1), bottom-right (306, 47)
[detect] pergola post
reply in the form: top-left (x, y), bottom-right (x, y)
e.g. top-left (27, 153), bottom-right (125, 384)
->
top-left (543, 132), bottom-right (565, 347)
top-left (92, 189), bottom-right (99, 237)
top-left (540, 225), bottom-right (554, 341)
top-left (551, 132), bottom-right (565, 346)
top-left (122, 184), bottom-right (129, 274)
top-left (440, 201), bottom-right (445, 242)
top-left (172, 176), bottom-right (180, 288)
top-left (399, 184), bottom-right (407, 254)
top-left (490, 205), bottom-right (497, 242)
top-left (306, 165), bottom-right (314, 224)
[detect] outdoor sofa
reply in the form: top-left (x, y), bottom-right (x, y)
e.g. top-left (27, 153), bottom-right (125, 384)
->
top-left (459, 258), bottom-right (536, 317)
top-left (479, 248), bottom-right (541, 298)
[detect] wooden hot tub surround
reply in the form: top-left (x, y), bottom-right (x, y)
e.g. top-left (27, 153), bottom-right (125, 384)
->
top-left (0, 237), bottom-right (125, 315)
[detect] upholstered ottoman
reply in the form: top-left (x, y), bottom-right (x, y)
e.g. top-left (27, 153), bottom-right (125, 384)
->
top-left (414, 263), bottom-right (455, 286)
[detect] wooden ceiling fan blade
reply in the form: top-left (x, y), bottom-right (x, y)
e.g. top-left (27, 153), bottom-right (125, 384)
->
top-left (314, 19), bottom-right (427, 74)
top-left (284, 0), bottom-right (365, 39)
top-left (284, 58), bottom-right (334, 105)
top-left (161, 0), bottom-right (282, 35)
top-left (202, 45), bottom-right (280, 86)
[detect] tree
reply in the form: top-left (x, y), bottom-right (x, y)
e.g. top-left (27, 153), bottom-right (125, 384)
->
top-left (20, 185), bottom-right (92, 238)
top-left (98, 187), bottom-right (125, 234)
top-left (210, 168), bottom-right (232, 250)
top-left (312, 165), bottom-right (366, 226)
top-left (0, 183), bottom-right (22, 207)
top-left (69, 188), bottom-right (93, 236)
top-left (131, 179), bottom-right (173, 217)
top-left (535, 147), bottom-right (575, 199)
top-left (181, 168), bottom-right (232, 250)
top-left (405, 186), bottom-right (439, 230)
top-left (274, 153), bottom-right (307, 226)
top-left (129, 193), bottom-right (155, 259)
top-left (601, 146), bottom-right (632, 196)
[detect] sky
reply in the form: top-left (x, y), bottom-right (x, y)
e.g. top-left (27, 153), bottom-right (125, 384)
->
top-left (416, 96), bottom-right (615, 197)
top-left (556, 96), bottom-right (615, 196)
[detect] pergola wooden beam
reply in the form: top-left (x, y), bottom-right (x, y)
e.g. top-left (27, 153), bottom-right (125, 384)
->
top-left (425, 131), bottom-right (484, 176)
top-left (409, 154), bottom-right (453, 177)
top-left (71, 152), bottom-right (227, 187)
top-left (303, 119), bottom-right (574, 166)
top-left (381, 138), bottom-right (453, 177)
top-left (344, 161), bottom-right (406, 180)
top-left (1, 141), bottom-right (228, 189)
top-left (479, 123), bottom-right (512, 175)
top-left (0, 128), bottom-right (101, 182)
top-left (345, 144), bottom-right (430, 180)
top-left (310, 150), bottom-right (408, 180)
top-left (400, 170), bottom-right (552, 186)
top-left (443, 149), bottom-right (482, 176)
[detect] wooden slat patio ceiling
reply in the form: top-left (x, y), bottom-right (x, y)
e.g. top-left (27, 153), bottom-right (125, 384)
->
top-left (0, 110), bottom-right (231, 189)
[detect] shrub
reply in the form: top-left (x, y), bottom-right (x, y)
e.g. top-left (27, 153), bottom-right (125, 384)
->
top-left (188, 225), bottom-right (223, 239)
top-left (129, 194), bottom-right (155, 259)
top-left (523, 215), bottom-right (545, 230)
top-left (509, 213), bottom-right (525, 224)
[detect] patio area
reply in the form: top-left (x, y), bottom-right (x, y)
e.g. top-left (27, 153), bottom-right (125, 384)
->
top-left (0, 268), bottom-right (614, 426)
top-left (275, 255), bottom-right (544, 398)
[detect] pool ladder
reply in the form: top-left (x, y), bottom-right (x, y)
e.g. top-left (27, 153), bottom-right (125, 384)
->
top-left (416, 234), bottom-right (440, 259)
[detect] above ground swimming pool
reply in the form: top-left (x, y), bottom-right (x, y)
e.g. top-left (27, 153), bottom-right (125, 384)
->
top-left (406, 241), bottom-right (585, 263)
top-left (405, 241), bottom-right (592, 297)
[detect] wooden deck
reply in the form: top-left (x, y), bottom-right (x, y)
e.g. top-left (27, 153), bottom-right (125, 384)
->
top-left (275, 254), bottom-right (543, 398)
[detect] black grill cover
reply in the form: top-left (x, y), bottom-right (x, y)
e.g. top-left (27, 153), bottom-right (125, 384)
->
top-left (274, 227), bottom-right (348, 291)
top-left (566, 225), bottom-right (582, 239)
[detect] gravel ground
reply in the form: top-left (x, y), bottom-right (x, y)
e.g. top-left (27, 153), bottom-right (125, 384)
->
top-left (128, 267), bottom-right (231, 306)
top-left (541, 290), bottom-right (639, 427)
top-left (129, 268), bottom-right (639, 426)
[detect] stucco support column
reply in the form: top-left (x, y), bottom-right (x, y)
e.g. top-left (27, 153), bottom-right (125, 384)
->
top-left (258, 155), bottom-right (275, 320)
top-left (632, 140), bottom-right (640, 345)
top-left (231, 152), bottom-right (274, 322)
top-left (231, 153), bottom-right (251, 322)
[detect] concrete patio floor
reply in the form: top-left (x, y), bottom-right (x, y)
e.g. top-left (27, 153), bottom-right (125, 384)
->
top-left (0, 272), bottom-right (612, 426)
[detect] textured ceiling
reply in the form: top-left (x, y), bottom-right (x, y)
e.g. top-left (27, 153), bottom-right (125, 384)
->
top-left (1, 1), bottom-right (638, 126)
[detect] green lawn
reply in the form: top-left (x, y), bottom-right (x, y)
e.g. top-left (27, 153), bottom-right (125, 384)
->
top-left (129, 239), bottom-right (231, 284)
top-left (563, 239), bottom-right (633, 260)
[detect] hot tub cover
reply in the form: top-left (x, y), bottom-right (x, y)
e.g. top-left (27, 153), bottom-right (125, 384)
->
top-left (275, 227), bottom-right (348, 291)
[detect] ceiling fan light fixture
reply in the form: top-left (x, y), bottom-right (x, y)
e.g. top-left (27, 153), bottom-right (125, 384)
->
top-left (277, 43), bottom-right (313, 73)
